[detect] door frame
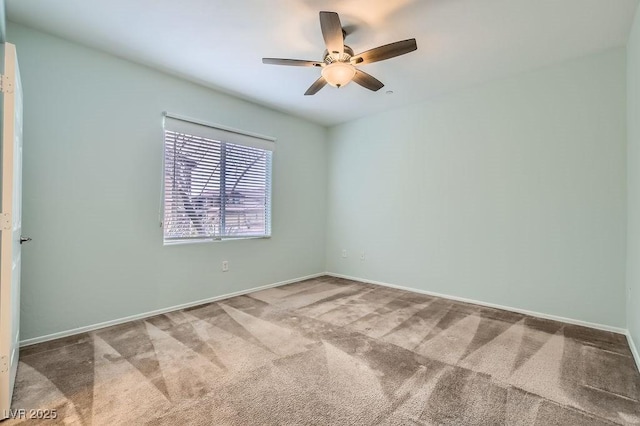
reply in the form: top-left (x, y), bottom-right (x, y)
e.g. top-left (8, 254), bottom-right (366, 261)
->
top-left (0, 42), bottom-right (21, 417)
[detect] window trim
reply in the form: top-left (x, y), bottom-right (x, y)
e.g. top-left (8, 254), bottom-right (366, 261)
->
top-left (160, 112), bottom-right (275, 245)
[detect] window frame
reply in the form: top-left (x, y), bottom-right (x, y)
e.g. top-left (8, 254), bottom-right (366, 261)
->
top-left (160, 112), bottom-right (275, 245)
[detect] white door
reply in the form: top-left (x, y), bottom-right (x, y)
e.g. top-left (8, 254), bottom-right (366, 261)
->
top-left (0, 42), bottom-right (23, 418)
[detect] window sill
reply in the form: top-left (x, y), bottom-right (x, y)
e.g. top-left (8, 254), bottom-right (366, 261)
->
top-left (163, 235), bottom-right (271, 246)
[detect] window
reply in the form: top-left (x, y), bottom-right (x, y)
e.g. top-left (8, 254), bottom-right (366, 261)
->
top-left (162, 114), bottom-right (274, 244)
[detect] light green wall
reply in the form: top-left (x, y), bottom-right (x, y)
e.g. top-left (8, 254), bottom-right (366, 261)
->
top-left (628, 6), bottom-right (640, 349)
top-left (0, 0), bottom-right (6, 43)
top-left (8, 22), bottom-right (328, 340)
top-left (10, 19), bottom-right (632, 340)
top-left (326, 49), bottom-right (627, 328)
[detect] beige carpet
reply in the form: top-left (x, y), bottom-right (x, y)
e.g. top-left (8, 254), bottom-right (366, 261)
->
top-left (8, 276), bottom-right (640, 425)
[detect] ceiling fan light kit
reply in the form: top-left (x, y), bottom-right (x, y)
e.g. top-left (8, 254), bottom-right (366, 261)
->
top-left (262, 11), bottom-right (417, 95)
top-left (322, 62), bottom-right (356, 88)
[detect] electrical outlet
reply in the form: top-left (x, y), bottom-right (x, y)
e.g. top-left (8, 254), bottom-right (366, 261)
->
top-left (341, 249), bottom-right (347, 258)
top-left (222, 260), bottom-right (229, 272)
top-left (360, 251), bottom-right (366, 261)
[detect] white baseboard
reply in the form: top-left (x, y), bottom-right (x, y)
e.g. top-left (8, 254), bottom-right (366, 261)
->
top-left (627, 331), bottom-right (640, 373)
top-left (22, 271), bottom-right (632, 352)
top-left (326, 272), bottom-right (627, 335)
top-left (19, 272), bottom-right (325, 347)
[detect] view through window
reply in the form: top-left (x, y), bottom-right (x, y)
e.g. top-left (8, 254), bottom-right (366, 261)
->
top-left (162, 115), bottom-right (273, 243)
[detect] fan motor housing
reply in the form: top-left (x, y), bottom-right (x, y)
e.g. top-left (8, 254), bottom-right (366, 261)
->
top-left (324, 45), bottom-right (354, 64)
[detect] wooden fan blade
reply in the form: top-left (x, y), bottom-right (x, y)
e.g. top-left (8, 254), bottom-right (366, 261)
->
top-left (304, 76), bottom-right (327, 96)
top-left (353, 39), bottom-right (417, 65)
top-left (319, 11), bottom-right (344, 56)
top-left (262, 58), bottom-right (323, 67)
top-left (352, 69), bottom-right (384, 91)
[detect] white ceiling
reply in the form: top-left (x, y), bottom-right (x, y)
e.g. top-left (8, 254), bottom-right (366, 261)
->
top-left (6, 0), bottom-right (639, 126)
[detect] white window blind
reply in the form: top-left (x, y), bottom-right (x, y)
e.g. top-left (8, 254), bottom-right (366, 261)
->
top-left (162, 114), bottom-right (274, 244)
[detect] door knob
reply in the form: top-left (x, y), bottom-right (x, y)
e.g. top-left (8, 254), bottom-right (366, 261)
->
top-left (20, 237), bottom-right (32, 244)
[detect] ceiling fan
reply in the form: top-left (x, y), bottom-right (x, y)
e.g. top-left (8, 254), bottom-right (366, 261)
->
top-left (262, 11), bottom-right (418, 95)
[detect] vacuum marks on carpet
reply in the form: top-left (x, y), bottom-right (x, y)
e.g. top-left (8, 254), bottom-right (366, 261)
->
top-left (9, 277), bottom-right (640, 425)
